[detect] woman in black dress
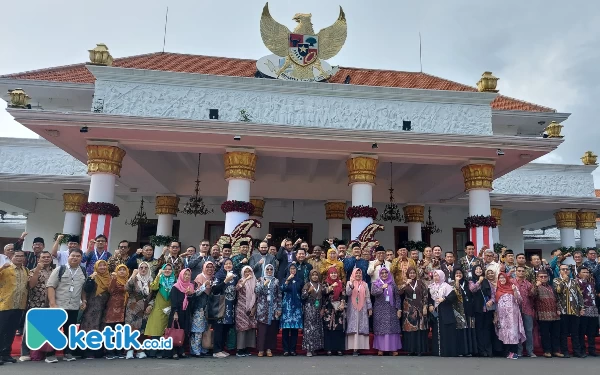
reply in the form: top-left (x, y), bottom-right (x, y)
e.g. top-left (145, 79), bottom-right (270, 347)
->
top-left (169, 268), bottom-right (197, 359)
top-left (428, 269), bottom-right (458, 357)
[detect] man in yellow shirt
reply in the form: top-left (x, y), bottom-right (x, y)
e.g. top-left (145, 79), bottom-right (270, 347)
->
top-left (391, 247), bottom-right (416, 285)
top-left (0, 249), bottom-right (29, 364)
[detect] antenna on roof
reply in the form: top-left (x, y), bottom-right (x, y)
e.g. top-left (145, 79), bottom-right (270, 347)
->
top-left (419, 32), bottom-right (423, 73)
top-left (162, 7), bottom-right (169, 53)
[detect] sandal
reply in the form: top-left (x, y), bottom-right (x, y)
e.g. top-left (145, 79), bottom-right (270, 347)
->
top-left (258, 351), bottom-right (264, 357)
top-left (267, 350), bottom-right (273, 357)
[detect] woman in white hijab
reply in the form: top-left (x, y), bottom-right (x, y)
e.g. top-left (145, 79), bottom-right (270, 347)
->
top-left (235, 265), bottom-right (258, 357)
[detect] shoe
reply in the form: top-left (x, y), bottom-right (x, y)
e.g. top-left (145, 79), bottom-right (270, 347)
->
top-left (156, 355), bottom-right (163, 359)
top-left (511, 353), bottom-right (519, 359)
top-left (563, 354), bottom-right (571, 358)
top-left (506, 353), bottom-right (513, 359)
top-left (223, 352), bottom-right (230, 357)
top-left (236, 352), bottom-right (246, 357)
top-left (126, 350), bottom-right (134, 359)
top-left (290, 352), bottom-right (297, 356)
top-left (45, 356), bottom-right (58, 363)
top-left (337, 351), bottom-right (344, 356)
top-left (266, 350), bottom-right (273, 357)
top-left (2, 357), bottom-right (16, 364)
top-left (327, 351), bottom-right (332, 356)
top-left (529, 353), bottom-right (537, 358)
top-left (257, 351), bottom-right (264, 357)
top-left (543, 353), bottom-right (552, 358)
top-left (19, 356), bottom-right (31, 362)
top-left (306, 352), bottom-right (313, 357)
top-left (588, 352), bottom-right (598, 357)
top-left (246, 353), bottom-right (252, 357)
top-left (574, 353), bottom-right (587, 358)
top-left (106, 355), bottom-right (116, 360)
top-left (392, 352), bottom-right (399, 356)
top-left (173, 354), bottom-right (179, 360)
top-left (137, 352), bottom-right (147, 359)
top-left (212, 352), bottom-right (226, 358)
top-left (283, 352), bottom-right (289, 356)
top-left (377, 351), bottom-right (383, 356)
top-left (117, 353), bottom-right (125, 359)
top-left (64, 354), bottom-right (76, 362)
top-left (353, 351), bottom-right (359, 357)
top-left (553, 352), bottom-right (564, 358)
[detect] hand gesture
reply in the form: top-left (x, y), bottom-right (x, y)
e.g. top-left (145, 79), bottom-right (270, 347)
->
top-left (396, 310), bottom-right (402, 319)
top-left (162, 246), bottom-right (168, 255)
top-left (88, 239), bottom-right (96, 250)
top-left (308, 284), bottom-right (314, 292)
top-left (382, 283), bottom-right (388, 289)
top-left (486, 300), bottom-right (493, 308)
top-left (111, 272), bottom-right (117, 279)
top-left (536, 280), bottom-right (542, 287)
top-left (327, 239), bottom-right (333, 245)
top-left (241, 258), bottom-right (248, 264)
top-left (225, 273), bottom-right (234, 283)
top-left (36, 261), bottom-right (45, 271)
top-left (56, 234), bottom-right (64, 242)
top-left (20, 231), bottom-right (28, 239)
top-left (478, 276), bottom-right (484, 283)
top-left (265, 234), bottom-right (272, 240)
top-left (287, 274), bottom-right (294, 282)
top-left (258, 258), bottom-right (265, 265)
top-left (204, 280), bottom-right (211, 288)
top-left (186, 286), bottom-right (194, 295)
top-left (132, 269), bottom-right (139, 277)
top-left (511, 284), bottom-right (517, 291)
top-left (245, 274), bottom-right (253, 281)
top-left (295, 238), bottom-right (302, 245)
top-left (136, 248), bottom-right (143, 255)
top-left (145, 306), bottom-right (152, 314)
top-left (332, 282), bottom-right (339, 288)
top-left (158, 268), bottom-right (164, 275)
top-left (90, 272), bottom-right (97, 279)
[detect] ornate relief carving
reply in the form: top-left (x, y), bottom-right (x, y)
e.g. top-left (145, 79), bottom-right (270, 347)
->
top-left (86, 145), bottom-right (126, 176)
top-left (403, 205), bottom-right (424, 223)
top-left (493, 169), bottom-right (596, 198)
top-left (0, 143), bottom-right (87, 176)
top-left (63, 192), bottom-right (87, 212)
top-left (155, 195), bottom-right (180, 215)
top-left (576, 211), bottom-right (597, 230)
top-left (325, 201), bottom-right (346, 220)
top-left (554, 211), bottom-right (577, 229)
top-left (93, 81), bottom-right (493, 135)
top-left (224, 151), bottom-right (257, 181)
top-left (491, 207), bottom-right (503, 226)
top-left (461, 164), bottom-right (494, 191)
top-left (346, 156), bottom-right (378, 185)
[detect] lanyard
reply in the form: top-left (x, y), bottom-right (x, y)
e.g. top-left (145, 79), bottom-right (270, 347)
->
top-left (68, 267), bottom-right (79, 282)
top-left (310, 282), bottom-right (320, 293)
top-left (95, 250), bottom-right (106, 261)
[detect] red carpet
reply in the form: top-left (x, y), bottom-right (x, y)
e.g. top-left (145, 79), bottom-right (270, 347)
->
top-left (11, 331), bottom-right (600, 358)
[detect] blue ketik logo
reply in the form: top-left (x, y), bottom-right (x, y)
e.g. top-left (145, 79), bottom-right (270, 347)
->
top-left (26, 308), bottom-right (68, 350)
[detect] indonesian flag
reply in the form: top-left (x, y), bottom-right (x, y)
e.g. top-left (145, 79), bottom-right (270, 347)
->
top-left (472, 226), bottom-right (494, 257)
top-left (81, 213), bottom-right (113, 247)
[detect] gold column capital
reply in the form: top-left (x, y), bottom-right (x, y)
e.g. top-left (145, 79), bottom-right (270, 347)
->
top-left (554, 210), bottom-right (578, 229)
top-left (325, 201), bottom-right (346, 220)
top-left (88, 43), bottom-right (114, 66)
top-left (155, 195), bottom-right (180, 216)
top-left (461, 163), bottom-right (494, 191)
top-left (86, 144), bottom-right (126, 176)
top-left (63, 192), bottom-right (87, 212)
top-left (576, 210), bottom-right (597, 229)
top-left (346, 156), bottom-right (378, 185)
top-left (224, 151), bottom-right (257, 181)
top-left (250, 198), bottom-right (265, 218)
top-left (491, 207), bottom-right (503, 226)
top-left (403, 205), bottom-right (424, 223)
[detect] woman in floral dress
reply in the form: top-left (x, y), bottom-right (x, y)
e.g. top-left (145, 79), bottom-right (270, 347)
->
top-left (301, 269), bottom-right (324, 356)
top-left (371, 266), bottom-right (402, 356)
top-left (400, 267), bottom-right (429, 355)
top-left (345, 267), bottom-right (372, 356)
top-left (255, 263), bottom-right (282, 357)
top-left (452, 268), bottom-right (474, 356)
top-left (190, 261), bottom-right (215, 357)
top-left (80, 259), bottom-right (110, 359)
top-left (211, 258), bottom-right (238, 358)
top-left (281, 263), bottom-right (304, 356)
top-left (494, 272), bottom-right (526, 359)
top-left (235, 265), bottom-right (257, 357)
top-left (322, 266), bottom-right (346, 356)
top-left (124, 261), bottom-right (153, 359)
top-left (104, 264), bottom-right (129, 359)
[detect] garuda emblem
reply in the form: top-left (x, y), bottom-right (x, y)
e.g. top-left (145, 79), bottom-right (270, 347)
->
top-left (259, 2), bottom-right (347, 81)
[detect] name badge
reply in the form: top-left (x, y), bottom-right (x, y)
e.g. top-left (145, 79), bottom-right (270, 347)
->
top-left (468, 272), bottom-right (472, 279)
top-left (385, 295), bottom-right (390, 302)
top-left (267, 295), bottom-right (272, 302)
top-left (448, 278), bottom-right (452, 283)
top-left (569, 296), bottom-right (573, 302)
top-left (69, 285), bottom-right (74, 292)
top-left (412, 293), bottom-right (417, 299)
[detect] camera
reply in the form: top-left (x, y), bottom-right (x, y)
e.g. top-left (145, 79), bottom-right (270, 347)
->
top-left (80, 126), bottom-right (89, 133)
top-left (496, 149), bottom-right (505, 156)
top-left (233, 135), bottom-right (241, 141)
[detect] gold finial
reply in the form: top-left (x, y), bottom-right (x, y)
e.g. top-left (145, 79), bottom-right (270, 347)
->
top-left (581, 151), bottom-right (598, 166)
top-left (88, 43), bottom-right (114, 66)
top-left (7, 88), bottom-right (31, 108)
top-left (545, 121), bottom-right (564, 138)
top-left (476, 71), bottom-right (499, 93)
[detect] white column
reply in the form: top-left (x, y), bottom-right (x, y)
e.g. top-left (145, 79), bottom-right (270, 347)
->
top-left (468, 189), bottom-right (492, 217)
top-left (154, 195), bottom-right (180, 258)
top-left (462, 163), bottom-right (495, 249)
top-left (223, 150), bottom-right (256, 235)
top-left (60, 191), bottom-right (86, 252)
top-left (325, 201), bottom-right (346, 239)
top-left (492, 227), bottom-right (500, 244)
top-left (351, 182), bottom-right (373, 240)
top-left (347, 156), bottom-right (378, 240)
top-left (404, 205), bottom-right (424, 242)
top-left (491, 207), bottom-right (502, 244)
top-left (580, 229), bottom-right (596, 248)
top-left (88, 174), bottom-right (116, 204)
top-left (328, 219), bottom-right (343, 239)
top-left (408, 222), bottom-right (422, 241)
top-left (560, 228), bottom-right (576, 248)
top-left (555, 210), bottom-right (577, 249)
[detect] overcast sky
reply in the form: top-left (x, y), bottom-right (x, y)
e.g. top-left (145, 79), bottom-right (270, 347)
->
top-left (2, 0), bottom-right (599, 181)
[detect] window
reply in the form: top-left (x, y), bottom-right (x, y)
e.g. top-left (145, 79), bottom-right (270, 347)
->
top-left (342, 224), bottom-right (351, 243)
top-left (204, 221), bottom-right (225, 245)
top-left (453, 228), bottom-right (468, 258)
top-left (268, 222), bottom-right (313, 247)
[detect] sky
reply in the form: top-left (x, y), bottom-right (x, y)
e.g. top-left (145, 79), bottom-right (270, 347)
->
top-left (1, 0), bottom-right (599, 181)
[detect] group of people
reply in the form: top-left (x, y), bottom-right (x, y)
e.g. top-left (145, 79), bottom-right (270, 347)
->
top-left (0, 231), bottom-right (599, 366)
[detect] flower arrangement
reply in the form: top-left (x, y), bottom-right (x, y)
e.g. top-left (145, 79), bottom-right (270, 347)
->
top-left (559, 246), bottom-right (597, 256)
top-left (53, 233), bottom-right (77, 245)
top-left (150, 235), bottom-right (178, 247)
top-left (346, 205), bottom-right (378, 220)
top-left (493, 243), bottom-right (507, 254)
top-left (464, 215), bottom-right (497, 229)
top-left (401, 240), bottom-right (429, 252)
top-left (80, 202), bottom-right (120, 217)
top-left (221, 200), bottom-right (255, 215)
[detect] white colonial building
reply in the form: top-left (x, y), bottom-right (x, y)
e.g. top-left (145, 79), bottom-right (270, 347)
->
top-left (0, 44), bottom-right (598, 260)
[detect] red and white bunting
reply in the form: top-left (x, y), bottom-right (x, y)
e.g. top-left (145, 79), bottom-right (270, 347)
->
top-left (81, 213), bottom-right (113, 247)
top-left (471, 226), bottom-right (495, 256)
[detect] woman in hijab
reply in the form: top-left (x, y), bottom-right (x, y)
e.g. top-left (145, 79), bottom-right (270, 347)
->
top-left (235, 265), bottom-right (257, 357)
top-left (371, 266), bottom-right (402, 356)
top-left (211, 258), bottom-right (238, 358)
top-left (469, 265), bottom-right (493, 357)
top-left (451, 268), bottom-right (473, 356)
top-left (494, 272), bottom-right (526, 359)
top-left (301, 269), bottom-right (324, 356)
top-left (169, 268), bottom-right (196, 359)
top-left (255, 263), bottom-right (282, 357)
top-left (281, 263), bottom-right (304, 356)
top-left (400, 266), bottom-right (429, 356)
top-left (124, 261), bottom-right (153, 359)
top-left (80, 259), bottom-right (111, 359)
top-left (346, 267), bottom-right (372, 356)
top-left (322, 266), bottom-right (346, 356)
top-left (104, 264), bottom-right (129, 359)
top-left (428, 269), bottom-right (457, 357)
top-left (144, 263), bottom-right (175, 358)
top-left (320, 249), bottom-right (346, 283)
top-left (190, 260), bottom-right (215, 357)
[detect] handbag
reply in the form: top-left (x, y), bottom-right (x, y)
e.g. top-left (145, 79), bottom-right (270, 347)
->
top-left (206, 294), bottom-right (226, 320)
top-left (202, 327), bottom-right (214, 349)
top-left (163, 320), bottom-right (185, 347)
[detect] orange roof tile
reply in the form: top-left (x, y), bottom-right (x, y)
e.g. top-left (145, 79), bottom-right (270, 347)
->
top-left (0, 52), bottom-right (555, 113)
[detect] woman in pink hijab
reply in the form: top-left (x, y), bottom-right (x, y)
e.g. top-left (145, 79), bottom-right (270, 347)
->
top-left (345, 267), bottom-right (372, 356)
top-left (428, 269), bottom-right (458, 357)
top-left (169, 268), bottom-right (196, 359)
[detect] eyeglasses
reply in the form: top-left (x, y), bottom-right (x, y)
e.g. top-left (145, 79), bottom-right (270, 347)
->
top-left (118, 246), bottom-right (128, 249)
top-left (201, 244), bottom-right (209, 246)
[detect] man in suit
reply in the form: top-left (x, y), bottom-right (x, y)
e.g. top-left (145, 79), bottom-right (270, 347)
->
top-left (249, 240), bottom-right (277, 278)
top-left (188, 239), bottom-right (215, 280)
top-left (276, 237), bottom-right (301, 282)
top-left (442, 251), bottom-right (460, 283)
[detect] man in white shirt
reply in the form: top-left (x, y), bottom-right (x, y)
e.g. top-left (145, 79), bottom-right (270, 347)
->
top-left (0, 244), bottom-right (14, 267)
top-left (50, 234), bottom-right (80, 266)
top-left (367, 246), bottom-right (391, 283)
top-left (483, 248), bottom-right (503, 279)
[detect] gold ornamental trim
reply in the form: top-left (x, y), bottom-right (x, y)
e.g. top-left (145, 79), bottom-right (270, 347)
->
top-left (491, 207), bottom-right (503, 226)
top-left (63, 192), bottom-right (87, 212)
top-left (88, 43), bottom-right (113, 66)
top-left (346, 156), bottom-right (378, 185)
top-left (7, 88), bottom-right (31, 108)
top-left (581, 151), bottom-right (598, 166)
top-left (250, 198), bottom-right (265, 218)
top-left (576, 211), bottom-right (597, 230)
top-left (545, 121), bottom-right (563, 138)
top-left (325, 201), bottom-right (346, 220)
top-left (461, 163), bottom-right (494, 191)
top-left (86, 145), bottom-right (126, 176)
top-left (224, 152), bottom-right (257, 181)
top-left (403, 205), bottom-right (424, 223)
top-left (155, 196), bottom-right (180, 216)
top-left (554, 210), bottom-right (577, 229)
top-left (476, 71), bottom-right (499, 93)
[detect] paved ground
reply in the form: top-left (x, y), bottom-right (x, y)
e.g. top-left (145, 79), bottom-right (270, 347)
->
top-left (1, 355), bottom-right (598, 375)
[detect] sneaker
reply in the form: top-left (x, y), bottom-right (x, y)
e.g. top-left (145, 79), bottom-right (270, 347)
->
top-left (126, 350), bottom-right (134, 359)
top-left (213, 352), bottom-right (227, 358)
top-left (236, 352), bottom-right (246, 357)
top-left (137, 352), bottom-right (147, 359)
top-left (223, 351), bottom-right (230, 357)
top-left (105, 355), bottom-right (116, 360)
top-left (529, 353), bottom-right (537, 358)
top-left (19, 356), bottom-right (31, 362)
top-left (117, 353), bottom-right (126, 359)
top-left (45, 356), bottom-right (58, 363)
top-left (506, 352), bottom-right (513, 359)
top-left (511, 353), bottom-right (519, 360)
top-left (63, 354), bottom-right (76, 362)
top-left (306, 352), bottom-right (313, 357)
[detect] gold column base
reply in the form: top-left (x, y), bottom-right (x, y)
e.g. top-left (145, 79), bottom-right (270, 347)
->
top-left (576, 210), bottom-right (597, 229)
top-left (325, 201), bottom-right (346, 220)
top-left (250, 198), bottom-right (265, 218)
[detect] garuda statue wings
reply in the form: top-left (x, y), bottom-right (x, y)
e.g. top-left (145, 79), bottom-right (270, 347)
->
top-left (260, 2), bottom-right (347, 80)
